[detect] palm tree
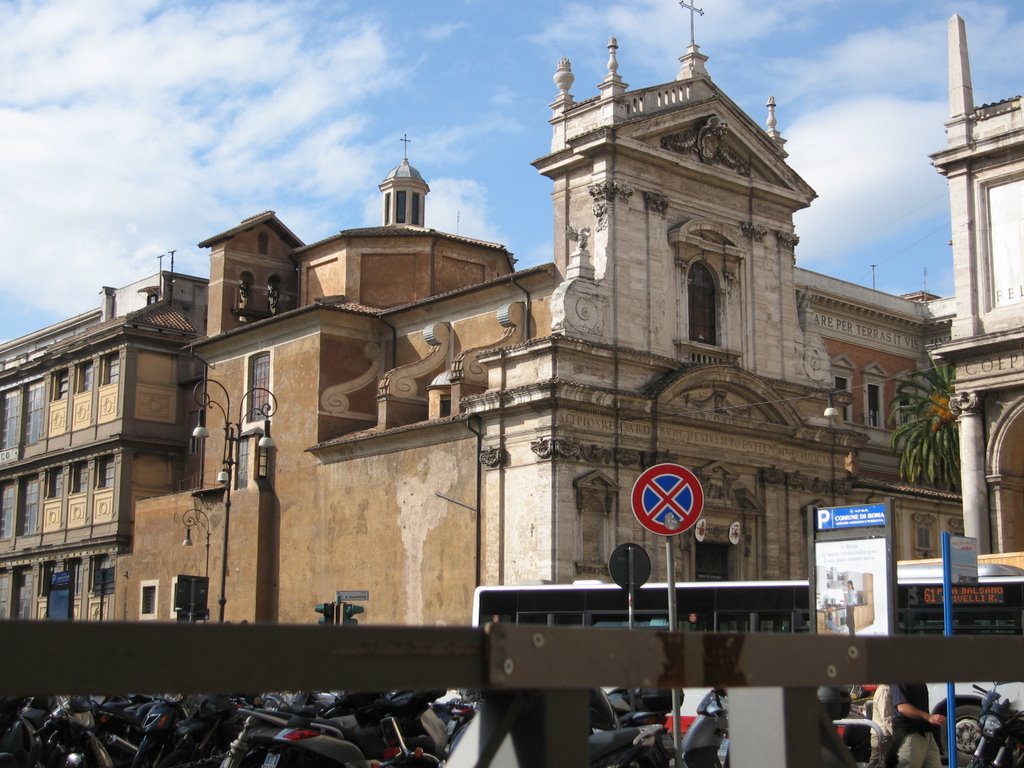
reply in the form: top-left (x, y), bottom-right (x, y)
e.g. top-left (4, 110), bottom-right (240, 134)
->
top-left (888, 359), bottom-right (960, 491)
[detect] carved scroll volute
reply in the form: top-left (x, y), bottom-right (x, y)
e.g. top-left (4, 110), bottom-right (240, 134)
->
top-left (320, 341), bottom-right (384, 417)
top-left (378, 322), bottom-right (452, 400)
top-left (451, 302), bottom-right (525, 385)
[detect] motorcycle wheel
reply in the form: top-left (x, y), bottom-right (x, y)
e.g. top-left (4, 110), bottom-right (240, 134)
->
top-left (681, 745), bottom-right (722, 768)
top-left (943, 704), bottom-right (982, 768)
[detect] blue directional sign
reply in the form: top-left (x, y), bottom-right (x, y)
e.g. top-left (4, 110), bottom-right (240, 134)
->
top-left (815, 503), bottom-right (887, 531)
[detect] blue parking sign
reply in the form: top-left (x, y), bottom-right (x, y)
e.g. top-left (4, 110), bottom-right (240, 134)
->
top-left (815, 503), bottom-right (887, 530)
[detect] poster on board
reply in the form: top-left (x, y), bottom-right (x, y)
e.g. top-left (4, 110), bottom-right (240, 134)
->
top-left (813, 537), bottom-right (891, 636)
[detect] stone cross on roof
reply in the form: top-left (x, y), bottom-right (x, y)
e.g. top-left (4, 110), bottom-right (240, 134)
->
top-left (679, 0), bottom-right (704, 46)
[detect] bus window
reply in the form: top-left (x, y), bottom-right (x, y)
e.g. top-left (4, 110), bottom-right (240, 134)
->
top-left (715, 612), bottom-right (752, 632)
top-left (515, 611), bottom-right (585, 626)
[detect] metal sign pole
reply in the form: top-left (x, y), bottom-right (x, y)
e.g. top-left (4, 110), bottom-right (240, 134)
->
top-left (667, 538), bottom-right (681, 765)
top-left (627, 546), bottom-right (636, 630)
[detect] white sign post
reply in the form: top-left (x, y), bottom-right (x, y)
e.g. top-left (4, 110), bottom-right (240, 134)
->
top-left (631, 463), bottom-right (705, 767)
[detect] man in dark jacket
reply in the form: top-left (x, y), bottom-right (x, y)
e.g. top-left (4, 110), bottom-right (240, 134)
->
top-left (888, 684), bottom-right (945, 768)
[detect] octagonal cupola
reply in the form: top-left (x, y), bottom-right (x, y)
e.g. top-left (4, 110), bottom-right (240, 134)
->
top-left (379, 155), bottom-right (430, 227)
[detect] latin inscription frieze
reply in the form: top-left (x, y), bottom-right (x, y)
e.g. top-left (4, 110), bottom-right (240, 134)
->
top-left (812, 312), bottom-right (921, 352)
top-left (962, 352), bottom-right (1024, 378)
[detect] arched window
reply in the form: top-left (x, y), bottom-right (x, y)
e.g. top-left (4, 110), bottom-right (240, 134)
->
top-left (688, 262), bottom-right (717, 344)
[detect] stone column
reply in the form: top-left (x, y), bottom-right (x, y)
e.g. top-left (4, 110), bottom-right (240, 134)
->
top-left (952, 391), bottom-right (990, 552)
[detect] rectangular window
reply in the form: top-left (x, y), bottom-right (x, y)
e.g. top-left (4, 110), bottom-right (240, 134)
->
top-left (71, 462), bottom-right (88, 494)
top-left (101, 353), bottom-right (120, 386)
top-left (76, 361), bottom-right (94, 393)
top-left (52, 370), bottom-right (69, 401)
top-left (396, 190), bottom-right (407, 224)
top-left (0, 573), bottom-right (9, 619)
top-left (95, 456), bottom-right (115, 489)
top-left (140, 583), bottom-right (157, 618)
top-left (412, 193), bottom-right (421, 226)
top-left (897, 394), bottom-right (911, 426)
top-left (46, 468), bottom-right (64, 499)
top-left (18, 478), bottom-right (39, 535)
top-left (235, 437), bottom-right (250, 490)
top-left (248, 353), bottom-right (270, 421)
top-left (26, 382), bottom-right (44, 444)
top-left (384, 192), bottom-right (391, 225)
top-left (0, 484), bottom-right (13, 539)
top-left (70, 559), bottom-right (82, 597)
top-left (14, 569), bottom-right (34, 620)
top-left (916, 525), bottom-right (933, 552)
top-left (1, 390), bottom-right (21, 449)
top-left (833, 376), bottom-right (852, 421)
top-left (866, 383), bottom-right (881, 428)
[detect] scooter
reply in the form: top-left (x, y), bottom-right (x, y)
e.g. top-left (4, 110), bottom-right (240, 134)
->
top-left (680, 689), bottom-right (729, 768)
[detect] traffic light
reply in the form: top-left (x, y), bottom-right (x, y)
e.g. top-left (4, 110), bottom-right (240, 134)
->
top-left (315, 601), bottom-right (337, 624)
top-left (342, 602), bottom-right (364, 625)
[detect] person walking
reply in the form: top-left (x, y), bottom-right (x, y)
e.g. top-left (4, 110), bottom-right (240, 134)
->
top-left (888, 683), bottom-right (945, 768)
top-left (869, 684), bottom-right (893, 768)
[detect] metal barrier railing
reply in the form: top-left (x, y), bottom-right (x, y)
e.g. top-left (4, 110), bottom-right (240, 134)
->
top-left (5, 621), bottom-right (1024, 766)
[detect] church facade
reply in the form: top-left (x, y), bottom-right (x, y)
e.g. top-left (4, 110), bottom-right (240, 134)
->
top-left (933, 15), bottom-right (1024, 556)
top-left (116, 35), bottom-right (961, 625)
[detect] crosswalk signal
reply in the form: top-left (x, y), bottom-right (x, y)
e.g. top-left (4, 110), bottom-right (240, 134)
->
top-left (315, 601), bottom-right (337, 624)
top-left (342, 602), bottom-right (364, 625)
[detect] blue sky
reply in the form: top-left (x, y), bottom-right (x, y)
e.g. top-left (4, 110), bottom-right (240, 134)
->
top-left (1, 0), bottom-right (1022, 342)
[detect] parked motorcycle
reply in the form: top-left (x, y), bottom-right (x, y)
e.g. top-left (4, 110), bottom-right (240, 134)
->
top-left (967, 683), bottom-right (1024, 767)
top-left (158, 694), bottom-right (241, 768)
top-left (93, 695), bottom-right (151, 768)
top-left (37, 695), bottom-right (117, 768)
top-left (130, 695), bottom-right (189, 768)
top-left (217, 690), bottom-right (448, 768)
top-left (588, 688), bottom-right (671, 768)
top-left (0, 698), bottom-right (43, 768)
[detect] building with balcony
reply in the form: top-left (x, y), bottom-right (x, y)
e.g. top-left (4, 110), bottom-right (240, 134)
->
top-left (0, 272), bottom-right (206, 619)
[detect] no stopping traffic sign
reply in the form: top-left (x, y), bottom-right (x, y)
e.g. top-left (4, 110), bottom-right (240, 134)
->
top-left (630, 463), bottom-right (704, 536)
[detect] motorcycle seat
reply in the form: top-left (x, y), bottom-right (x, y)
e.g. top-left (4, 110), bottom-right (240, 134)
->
top-left (589, 727), bottom-right (644, 761)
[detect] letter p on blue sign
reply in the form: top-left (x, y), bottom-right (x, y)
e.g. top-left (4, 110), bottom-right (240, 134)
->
top-left (817, 508), bottom-right (832, 530)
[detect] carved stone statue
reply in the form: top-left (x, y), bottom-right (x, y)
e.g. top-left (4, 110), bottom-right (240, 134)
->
top-left (567, 224), bottom-right (591, 252)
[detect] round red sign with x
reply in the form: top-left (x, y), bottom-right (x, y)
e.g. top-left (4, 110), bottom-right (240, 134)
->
top-left (630, 463), bottom-right (705, 536)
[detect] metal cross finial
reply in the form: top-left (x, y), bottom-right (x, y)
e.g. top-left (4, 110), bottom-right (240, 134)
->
top-left (679, 0), bottom-right (704, 46)
top-left (401, 133), bottom-right (411, 160)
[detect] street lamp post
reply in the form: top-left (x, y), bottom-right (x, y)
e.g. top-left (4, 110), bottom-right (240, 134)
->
top-left (178, 506), bottom-right (211, 577)
top-left (192, 378), bottom-right (277, 623)
top-left (824, 392), bottom-right (839, 506)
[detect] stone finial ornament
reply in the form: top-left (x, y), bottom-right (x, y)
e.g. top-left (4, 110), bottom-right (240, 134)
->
top-left (607, 37), bottom-right (619, 77)
top-left (554, 57), bottom-right (574, 96)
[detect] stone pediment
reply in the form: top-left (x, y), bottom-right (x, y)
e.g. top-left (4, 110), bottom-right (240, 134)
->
top-left (619, 92), bottom-right (817, 205)
top-left (652, 365), bottom-right (804, 429)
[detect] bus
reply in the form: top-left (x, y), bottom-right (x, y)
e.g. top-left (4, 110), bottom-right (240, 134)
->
top-left (471, 563), bottom-right (1024, 764)
top-left (472, 563), bottom-right (1024, 635)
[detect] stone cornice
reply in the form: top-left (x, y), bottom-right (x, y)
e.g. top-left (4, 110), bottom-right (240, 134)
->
top-left (810, 293), bottom-right (926, 330)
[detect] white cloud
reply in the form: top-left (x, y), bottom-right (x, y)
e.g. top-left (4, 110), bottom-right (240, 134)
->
top-left (788, 96), bottom-right (949, 268)
top-left (0, 1), bottom-right (394, 331)
top-left (425, 177), bottom-right (505, 245)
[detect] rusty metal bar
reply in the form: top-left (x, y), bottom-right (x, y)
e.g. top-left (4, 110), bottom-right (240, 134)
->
top-left (5, 621), bottom-right (1024, 695)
